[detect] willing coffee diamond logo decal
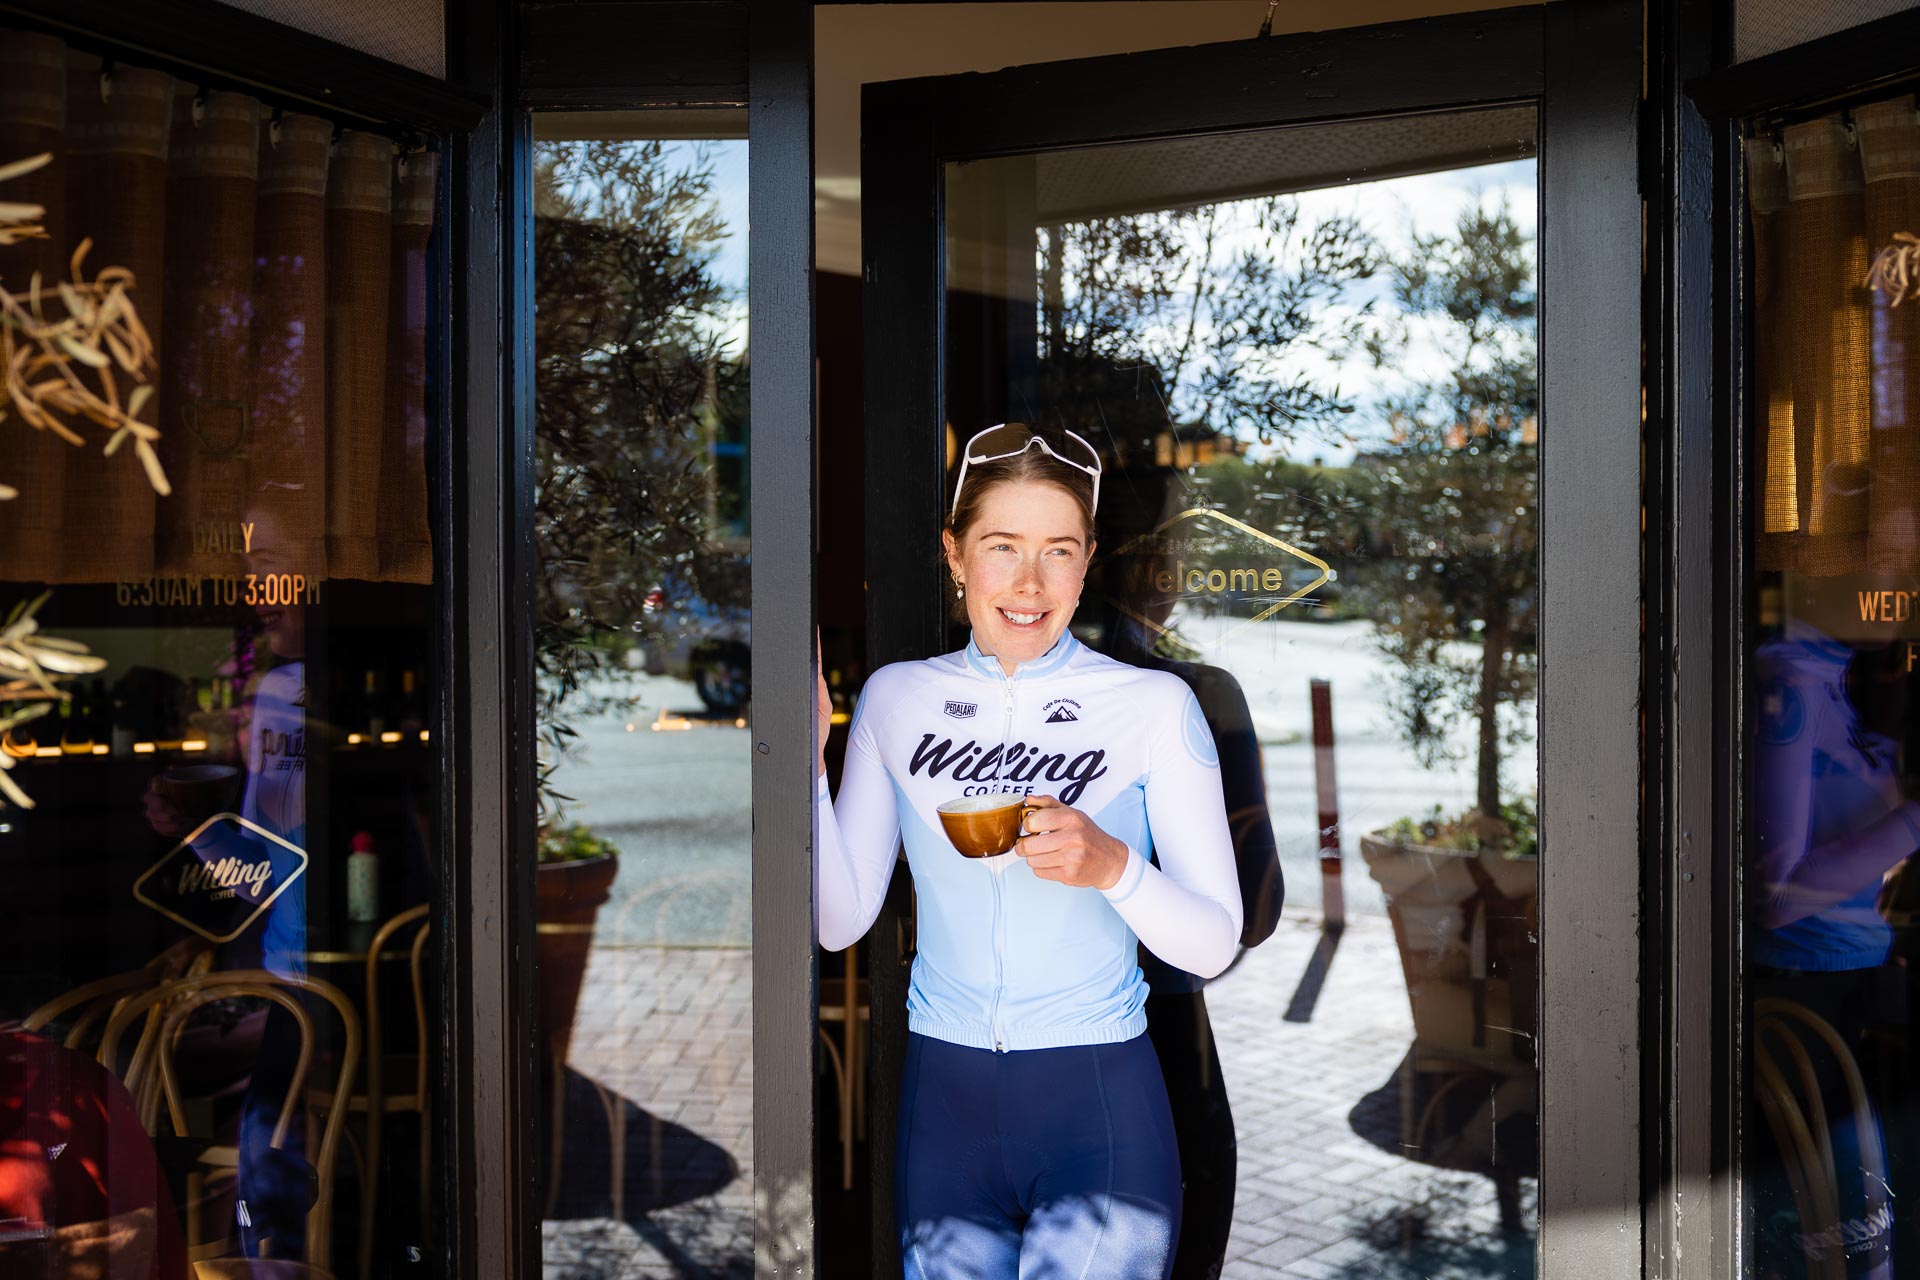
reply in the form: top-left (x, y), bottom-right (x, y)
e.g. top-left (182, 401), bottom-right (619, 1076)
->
top-left (133, 814), bottom-right (309, 943)
top-left (1104, 506), bottom-right (1332, 648)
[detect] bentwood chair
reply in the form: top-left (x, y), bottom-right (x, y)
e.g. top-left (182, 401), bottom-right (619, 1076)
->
top-left (817, 941), bottom-right (871, 1191)
top-left (24, 943), bottom-right (215, 1056)
top-left (1752, 998), bottom-right (1892, 1280)
top-left (194, 1260), bottom-right (335, 1279)
top-left (306, 903), bottom-right (431, 1278)
top-left (98, 971), bottom-right (361, 1272)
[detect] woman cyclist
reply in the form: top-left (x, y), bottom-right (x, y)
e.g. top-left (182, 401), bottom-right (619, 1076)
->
top-left (813, 422), bottom-right (1243, 1279)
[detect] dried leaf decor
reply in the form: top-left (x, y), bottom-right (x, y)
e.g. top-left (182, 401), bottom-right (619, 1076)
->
top-left (0, 591), bottom-right (107, 810)
top-left (1868, 232), bottom-right (1920, 307)
top-left (0, 151), bottom-right (169, 502)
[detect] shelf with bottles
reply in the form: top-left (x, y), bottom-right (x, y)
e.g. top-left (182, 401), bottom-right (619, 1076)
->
top-left (0, 671), bottom-right (246, 765)
top-left (331, 662), bottom-right (431, 751)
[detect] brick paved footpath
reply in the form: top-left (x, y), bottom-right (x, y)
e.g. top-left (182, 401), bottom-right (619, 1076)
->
top-left (541, 910), bottom-right (1533, 1279)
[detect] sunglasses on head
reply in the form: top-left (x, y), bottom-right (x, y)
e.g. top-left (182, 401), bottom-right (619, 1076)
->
top-left (950, 423), bottom-right (1103, 519)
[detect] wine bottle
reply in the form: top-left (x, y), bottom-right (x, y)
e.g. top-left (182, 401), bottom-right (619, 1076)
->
top-left (363, 669), bottom-right (386, 736)
top-left (110, 682), bottom-right (136, 758)
top-left (397, 668), bottom-right (424, 736)
top-left (60, 687), bottom-right (93, 755)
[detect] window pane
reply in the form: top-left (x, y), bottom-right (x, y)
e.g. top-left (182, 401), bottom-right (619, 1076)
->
top-left (1742, 99), bottom-right (1920, 1279)
top-left (531, 116), bottom-right (753, 1277)
top-left (0, 36), bottom-right (445, 1274)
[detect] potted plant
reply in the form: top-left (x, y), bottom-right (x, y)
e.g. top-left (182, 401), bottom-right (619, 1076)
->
top-left (1351, 200), bottom-right (1540, 1066)
top-left (1360, 799), bottom-right (1538, 1062)
top-left (534, 823), bottom-right (621, 1069)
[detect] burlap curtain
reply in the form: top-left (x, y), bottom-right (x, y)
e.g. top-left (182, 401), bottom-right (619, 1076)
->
top-left (250, 113), bottom-right (333, 579)
top-left (159, 90), bottom-right (258, 580)
top-left (62, 57), bottom-right (169, 584)
top-left (0, 33), bottom-right (69, 582)
top-left (0, 37), bottom-right (438, 587)
top-left (1751, 93), bottom-right (1920, 576)
top-left (324, 130), bottom-right (393, 582)
top-left (382, 152), bottom-right (436, 585)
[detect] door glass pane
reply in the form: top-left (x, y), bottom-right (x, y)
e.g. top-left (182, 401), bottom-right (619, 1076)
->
top-left (1741, 100), bottom-right (1920, 1279)
top-left (0, 37), bottom-right (446, 1274)
top-left (531, 113), bottom-right (753, 1277)
top-left (939, 108), bottom-right (1539, 1277)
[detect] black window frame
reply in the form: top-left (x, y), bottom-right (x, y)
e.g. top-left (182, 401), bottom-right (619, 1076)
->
top-left (1683, 8), bottom-right (1920, 1280)
top-left (0, 0), bottom-right (505, 1271)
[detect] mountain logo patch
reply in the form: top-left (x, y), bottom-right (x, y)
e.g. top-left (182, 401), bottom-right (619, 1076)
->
top-left (1043, 698), bottom-right (1082, 724)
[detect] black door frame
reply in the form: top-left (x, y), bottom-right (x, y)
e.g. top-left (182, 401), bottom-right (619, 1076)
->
top-left (1680, 12), bottom-right (1920, 1280)
top-left (861, 4), bottom-right (1643, 1274)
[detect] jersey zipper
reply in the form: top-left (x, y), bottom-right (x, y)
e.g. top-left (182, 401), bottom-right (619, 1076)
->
top-left (990, 670), bottom-right (1016, 1053)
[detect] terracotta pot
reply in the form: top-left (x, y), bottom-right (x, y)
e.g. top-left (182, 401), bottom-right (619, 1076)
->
top-left (535, 854), bottom-right (619, 1067)
top-left (1360, 832), bottom-right (1538, 1060)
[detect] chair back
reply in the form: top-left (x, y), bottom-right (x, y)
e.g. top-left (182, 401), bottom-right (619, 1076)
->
top-left (364, 904), bottom-right (431, 1108)
top-left (25, 966), bottom-right (172, 1052)
top-left (1752, 998), bottom-right (1892, 1280)
top-left (99, 970), bottom-right (360, 1271)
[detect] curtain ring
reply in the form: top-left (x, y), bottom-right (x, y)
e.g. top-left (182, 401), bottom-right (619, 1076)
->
top-left (190, 94), bottom-right (206, 127)
top-left (268, 109), bottom-right (283, 149)
top-left (96, 68), bottom-right (113, 105)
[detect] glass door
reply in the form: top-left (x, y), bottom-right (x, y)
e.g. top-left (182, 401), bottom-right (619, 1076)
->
top-left (853, 5), bottom-right (1641, 1278)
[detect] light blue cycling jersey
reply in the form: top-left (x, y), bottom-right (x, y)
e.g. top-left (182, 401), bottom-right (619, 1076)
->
top-left (816, 630), bottom-right (1242, 1053)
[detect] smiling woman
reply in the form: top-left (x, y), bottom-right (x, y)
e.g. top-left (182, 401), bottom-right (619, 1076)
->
top-left (814, 419), bottom-right (1243, 1279)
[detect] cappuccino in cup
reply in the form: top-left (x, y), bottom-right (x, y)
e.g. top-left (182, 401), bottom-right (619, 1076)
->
top-left (937, 794), bottom-right (1033, 859)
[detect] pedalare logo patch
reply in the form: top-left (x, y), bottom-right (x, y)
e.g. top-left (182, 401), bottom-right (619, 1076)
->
top-left (943, 700), bottom-right (978, 719)
top-left (132, 814), bottom-right (309, 943)
top-left (1105, 507), bottom-right (1332, 649)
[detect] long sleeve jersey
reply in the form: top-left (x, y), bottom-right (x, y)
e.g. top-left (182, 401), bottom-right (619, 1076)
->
top-left (1752, 620), bottom-right (1920, 970)
top-left (816, 630), bottom-right (1243, 1053)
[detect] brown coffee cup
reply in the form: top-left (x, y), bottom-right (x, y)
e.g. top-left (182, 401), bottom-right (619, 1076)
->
top-left (153, 763), bottom-right (240, 828)
top-left (937, 794), bottom-right (1033, 859)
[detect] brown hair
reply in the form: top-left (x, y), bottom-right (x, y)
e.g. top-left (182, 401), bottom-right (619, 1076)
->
top-left (942, 424), bottom-right (1099, 619)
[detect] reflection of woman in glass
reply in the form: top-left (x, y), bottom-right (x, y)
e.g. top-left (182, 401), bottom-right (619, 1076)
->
top-left (814, 425), bottom-right (1243, 1279)
top-left (1096, 479), bottom-right (1284, 1280)
top-left (1750, 576), bottom-right (1914, 1278)
top-left (143, 509), bottom-right (311, 1258)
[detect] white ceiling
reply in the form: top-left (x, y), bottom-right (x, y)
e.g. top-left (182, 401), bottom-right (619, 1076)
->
top-left (813, 0), bottom-right (1539, 274)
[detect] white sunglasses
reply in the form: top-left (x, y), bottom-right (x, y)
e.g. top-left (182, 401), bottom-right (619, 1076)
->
top-left (950, 423), bottom-right (1103, 519)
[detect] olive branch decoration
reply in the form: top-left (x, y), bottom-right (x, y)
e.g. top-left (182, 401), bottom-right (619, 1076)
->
top-left (0, 150), bottom-right (160, 809)
top-left (1867, 232), bottom-right (1920, 308)
top-left (0, 152), bottom-right (170, 502)
top-left (0, 592), bottom-right (107, 809)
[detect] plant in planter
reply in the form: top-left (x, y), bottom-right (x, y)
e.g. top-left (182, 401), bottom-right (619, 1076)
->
top-left (535, 824), bottom-right (623, 1070)
top-left (529, 136), bottom-right (744, 1069)
top-left (1352, 197), bottom-right (1537, 841)
top-left (1350, 201), bottom-right (1541, 1203)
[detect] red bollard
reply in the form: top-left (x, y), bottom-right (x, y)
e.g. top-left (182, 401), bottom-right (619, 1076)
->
top-left (1310, 677), bottom-right (1345, 931)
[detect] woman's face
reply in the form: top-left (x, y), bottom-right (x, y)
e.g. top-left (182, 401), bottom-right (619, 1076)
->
top-left (945, 480), bottom-right (1092, 671)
